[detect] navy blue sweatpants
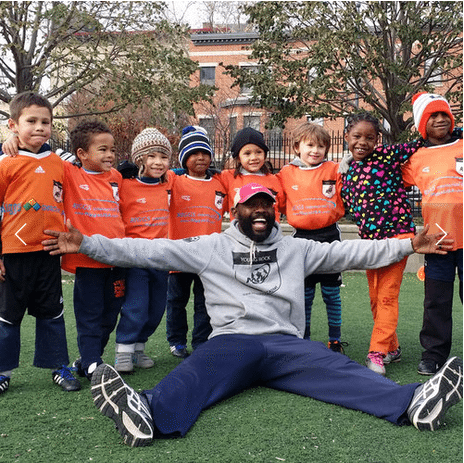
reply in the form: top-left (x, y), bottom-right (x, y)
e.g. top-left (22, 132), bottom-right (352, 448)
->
top-left (143, 334), bottom-right (419, 437)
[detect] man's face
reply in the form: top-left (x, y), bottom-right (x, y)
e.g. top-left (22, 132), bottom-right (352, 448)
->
top-left (232, 194), bottom-right (275, 242)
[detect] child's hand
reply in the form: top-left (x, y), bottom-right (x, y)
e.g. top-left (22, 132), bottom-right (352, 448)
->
top-left (411, 224), bottom-right (454, 254)
top-left (1, 134), bottom-right (19, 157)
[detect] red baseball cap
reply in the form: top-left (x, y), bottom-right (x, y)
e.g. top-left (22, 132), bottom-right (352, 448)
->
top-left (233, 183), bottom-right (276, 207)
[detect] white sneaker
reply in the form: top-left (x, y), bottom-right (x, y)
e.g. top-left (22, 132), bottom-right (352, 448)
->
top-left (114, 352), bottom-right (134, 373)
top-left (133, 351), bottom-right (154, 369)
top-left (91, 364), bottom-right (154, 447)
top-left (407, 357), bottom-right (463, 431)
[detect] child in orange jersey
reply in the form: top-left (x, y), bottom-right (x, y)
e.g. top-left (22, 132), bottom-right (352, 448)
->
top-left (402, 93), bottom-right (463, 375)
top-left (166, 126), bottom-right (226, 358)
top-left (220, 127), bottom-right (283, 219)
top-left (62, 121), bottom-right (126, 380)
top-left (114, 128), bottom-right (174, 373)
top-left (277, 122), bottom-right (346, 353)
top-left (0, 92), bottom-right (80, 394)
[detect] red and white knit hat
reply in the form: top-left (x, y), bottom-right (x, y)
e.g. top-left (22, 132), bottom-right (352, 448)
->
top-left (412, 92), bottom-right (454, 139)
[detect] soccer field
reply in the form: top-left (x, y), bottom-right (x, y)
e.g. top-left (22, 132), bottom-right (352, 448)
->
top-left (0, 272), bottom-right (462, 462)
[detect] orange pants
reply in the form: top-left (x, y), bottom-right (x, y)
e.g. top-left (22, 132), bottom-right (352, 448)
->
top-left (366, 250), bottom-right (410, 355)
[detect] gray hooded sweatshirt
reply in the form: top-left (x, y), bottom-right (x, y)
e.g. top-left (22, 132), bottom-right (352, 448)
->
top-left (79, 220), bottom-right (413, 339)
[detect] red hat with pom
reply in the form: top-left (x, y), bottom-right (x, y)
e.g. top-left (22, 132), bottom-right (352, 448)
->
top-left (412, 92), bottom-right (454, 139)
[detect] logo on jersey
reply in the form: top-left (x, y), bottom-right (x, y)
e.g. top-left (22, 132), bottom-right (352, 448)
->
top-left (136, 197), bottom-right (147, 204)
top-left (183, 236), bottom-right (200, 243)
top-left (232, 249), bottom-right (281, 294)
top-left (110, 182), bottom-right (120, 201)
top-left (215, 191), bottom-right (225, 210)
top-left (35, 166), bottom-right (45, 174)
top-left (292, 185), bottom-right (299, 190)
top-left (422, 166), bottom-right (430, 173)
top-left (79, 184), bottom-right (90, 191)
top-left (322, 180), bottom-right (336, 198)
top-left (456, 157), bottom-right (463, 176)
top-left (182, 195), bottom-right (191, 201)
top-left (53, 180), bottom-right (63, 203)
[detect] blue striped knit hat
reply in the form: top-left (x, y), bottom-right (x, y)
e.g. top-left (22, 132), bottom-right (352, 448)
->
top-left (178, 126), bottom-right (213, 169)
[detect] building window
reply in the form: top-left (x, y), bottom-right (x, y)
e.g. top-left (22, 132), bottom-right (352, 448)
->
top-left (200, 66), bottom-right (216, 86)
top-left (198, 117), bottom-right (215, 141)
top-left (229, 116), bottom-right (237, 140)
top-left (243, 115), bottom-right (261, 131)
top-left (425, 58), bottom-right (442, 86)
top-left (240, 65), bottom-right (259, 95)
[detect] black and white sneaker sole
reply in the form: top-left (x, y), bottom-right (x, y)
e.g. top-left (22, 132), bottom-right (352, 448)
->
top-left (410, 356), bottom-right (463, 431)
top-left (91, 363), bottom-right (154, 447)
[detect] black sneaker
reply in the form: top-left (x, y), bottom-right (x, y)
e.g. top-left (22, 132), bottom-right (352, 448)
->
top-left (0, 375), bottom-right (10, 395)
top-left (72, 358), bottom-right (86, 378)
top-left (327, 340), bottom-right (349, 354)
top-left (170, 345), bottom-right (189, 359)
top-left (52, 366), bottom-right (82, 392)
top-left (91, 364), bottom-right (154, 447)
top-left (418, 359), bottom-right (440, 376)
top-left (407, 356), bottom-right (463, 431)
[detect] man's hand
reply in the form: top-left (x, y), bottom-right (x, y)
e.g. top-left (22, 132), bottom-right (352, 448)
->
top-left (43, 219), bottom-right (84, 255)
top-left (2, 134), bottom-right (19, 157)
top-left (411, 224), bottom-right (454, 254)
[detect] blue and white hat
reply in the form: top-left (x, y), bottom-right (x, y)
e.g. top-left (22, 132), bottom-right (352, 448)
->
top-left (178, 126), bottom-right (213, 168)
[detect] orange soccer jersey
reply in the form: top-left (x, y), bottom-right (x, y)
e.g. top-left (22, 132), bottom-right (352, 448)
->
top-left (402, 139), bottom-right (463, 250)
top-left (277, 161), bottom-right (345, 230)
top-left (120, 171), bottom-right (175, 239)
top-left (61, 163), bottom-right (125, 272)
top-left (169, 174), bottom-right (226, 240)
top-left (219, 169), bottom-right (284, 220)
top-left (0, 150), bottom-right (65, 253)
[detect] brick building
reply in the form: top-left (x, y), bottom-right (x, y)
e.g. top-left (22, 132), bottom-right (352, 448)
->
top-left (187, 30), bottom-right (457, 170)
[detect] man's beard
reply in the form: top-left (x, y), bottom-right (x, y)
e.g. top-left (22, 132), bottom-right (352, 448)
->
top-left (237, 211), bottom-right (274, 242)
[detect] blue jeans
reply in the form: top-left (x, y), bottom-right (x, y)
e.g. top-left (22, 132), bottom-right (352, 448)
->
top-left (165, 273), bottom-right (211, 350)
top-left (73, 267), bottom-right (125, 370)
top-left (116, 267), bottom-right (168, 345)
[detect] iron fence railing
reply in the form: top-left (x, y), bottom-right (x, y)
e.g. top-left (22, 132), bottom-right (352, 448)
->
top-left (49, 131), bottom-right (422, 218)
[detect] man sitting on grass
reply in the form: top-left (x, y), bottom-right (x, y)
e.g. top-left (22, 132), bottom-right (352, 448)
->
top-left (43, 183), bottom-right (463, 447)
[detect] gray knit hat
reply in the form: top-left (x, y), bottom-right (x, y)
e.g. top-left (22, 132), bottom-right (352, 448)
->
top-left (178, 125), bottom-right (213, 169)
top-left (131, 128), bottom-right (172, 169)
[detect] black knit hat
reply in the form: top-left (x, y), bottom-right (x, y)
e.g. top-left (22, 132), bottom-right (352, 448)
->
top-left (230, 127), bottom-right (269, 158)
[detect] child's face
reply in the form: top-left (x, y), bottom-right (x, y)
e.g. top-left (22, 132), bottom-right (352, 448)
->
top-left (77, 133), bottom-right (116, 172)
top-left (296, 137), bottom-right (327, 166)
top-left (426, 112), bottom-right (452, 143)
top-left (143, 151), bottom-right (170, 178)
top-left (185, 151), bottom-right (211, 178)
top-left (344, 121), bottom-right (379, 162)
top-left (8, 105), bottom-right (52, 153)
top-left (238, 143), bottom-right (266, 173)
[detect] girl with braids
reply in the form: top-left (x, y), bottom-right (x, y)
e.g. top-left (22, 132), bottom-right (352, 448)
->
top-left (340, 112), bottom-right (424, 375)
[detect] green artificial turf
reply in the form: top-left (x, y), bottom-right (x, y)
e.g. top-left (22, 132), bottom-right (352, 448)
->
top-left (0, 273), bottom-right (462, 463)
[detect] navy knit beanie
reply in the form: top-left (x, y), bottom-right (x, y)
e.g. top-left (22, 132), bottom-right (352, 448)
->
top-left (230, 127), bottom-right (269, 158)
top-left (178, 126), bottom-right (213, 169)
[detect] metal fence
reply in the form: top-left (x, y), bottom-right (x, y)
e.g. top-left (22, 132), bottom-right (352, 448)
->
top-left (49, 131), bottom-right (422, 218)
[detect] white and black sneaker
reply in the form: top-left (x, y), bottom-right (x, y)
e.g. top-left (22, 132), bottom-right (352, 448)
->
top-left (407, 356), bottom-right (463, 431)
top-left (91, 363), bottom-right (154, 447)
